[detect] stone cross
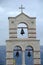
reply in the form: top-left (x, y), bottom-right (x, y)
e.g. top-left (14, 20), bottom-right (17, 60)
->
top-left (19, 5), bottom-right (25, 13)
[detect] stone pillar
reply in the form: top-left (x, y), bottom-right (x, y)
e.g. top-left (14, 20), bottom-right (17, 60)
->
top-left (22, 51), bottom-right (25, 65)
top-left (34, 51), bottom-right (41, 65)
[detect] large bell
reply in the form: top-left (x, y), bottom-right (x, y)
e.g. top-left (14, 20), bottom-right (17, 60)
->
top-left (16, 51), bottom-right (19, 57)
top-left (21, 28), bottom-right (25, 35)
top-left (27, 51), bottom-right (31, 57)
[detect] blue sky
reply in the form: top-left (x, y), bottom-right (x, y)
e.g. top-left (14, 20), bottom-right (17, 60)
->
top-left (0, 0), bottom-right (43, 45)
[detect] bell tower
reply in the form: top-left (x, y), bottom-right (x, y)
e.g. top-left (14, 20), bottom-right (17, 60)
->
top-left (6, 6), bottom-right (41, 65)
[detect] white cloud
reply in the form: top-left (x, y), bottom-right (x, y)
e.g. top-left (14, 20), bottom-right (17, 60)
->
top-left (7, 11), bottom-right (15, 15)
top-left (0, 6), bottom-right (5, 13)
top-left (7, 11), bottom-right (20, 17)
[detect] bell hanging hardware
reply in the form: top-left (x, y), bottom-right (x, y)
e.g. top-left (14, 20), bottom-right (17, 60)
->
top-left (20, 28), bottom-right (25, 35)
top-left (27, 51), bottom-right (31, 57)
top-left (16, 51), bottom-right (19, 57)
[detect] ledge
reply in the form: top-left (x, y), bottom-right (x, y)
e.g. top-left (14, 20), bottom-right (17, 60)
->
top-left (6, 38), bottom-right (40, 42)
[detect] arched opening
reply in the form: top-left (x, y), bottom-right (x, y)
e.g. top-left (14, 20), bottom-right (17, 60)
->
top-left (17, 22), bottom-right (28, 38)
top-left (13, 46), bottom-right (22, 65)
top-left (25, 46), bottom-right (34, 65)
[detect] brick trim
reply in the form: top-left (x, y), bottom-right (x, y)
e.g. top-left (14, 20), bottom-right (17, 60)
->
top-left (6, 58), bottom-right (13, 60)
top-left (34, 51), bottom-right (40, 52)
top-left (9, 32), bottom-right (36, 34)
top-left (28, 28), bottom-right (36, 30)
top-left (6, 39), bottom-right (40, 42)
top-left (9, 32), bottom-right (17, 34)
top-left (10, 36), bottom-right (36, 38)
top-left (6, 51), bottom-right (13, 52)
top-left (9, 28), bottom-right (17, 30)
top-left (34, 58), bottom-right (40, 59)
top-left (9, 28), bottom-right (36, 30)
top-left (9, 37), bottom-right (17, 38)
top-left (29, 37), bottom-right (36, 38)
top-left (6, 51), bottom-right (40, 53)
top-left (28, 32), bottom-right (36, 34)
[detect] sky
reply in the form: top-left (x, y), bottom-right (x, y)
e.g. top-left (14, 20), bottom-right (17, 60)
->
top-left (0, 0), bottom-right (43, 45)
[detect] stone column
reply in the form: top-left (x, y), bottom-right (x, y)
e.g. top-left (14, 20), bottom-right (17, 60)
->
top-left (22, 51), bottom-right (25, 65)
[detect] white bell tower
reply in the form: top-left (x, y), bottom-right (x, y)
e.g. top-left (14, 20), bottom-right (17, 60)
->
top-left (6, 5), bottom-right (41, 65)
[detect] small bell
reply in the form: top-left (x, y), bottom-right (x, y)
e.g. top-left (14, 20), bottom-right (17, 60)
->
top-left (16, 51), bottom-right (19, 57)
top-left (21, 28), bottom-right (25, 35)
top-left (27, 51), bottom-right (31, 57)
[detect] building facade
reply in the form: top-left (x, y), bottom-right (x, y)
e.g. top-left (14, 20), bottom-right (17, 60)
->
top-left (6, 12), bottom-right (41, 65)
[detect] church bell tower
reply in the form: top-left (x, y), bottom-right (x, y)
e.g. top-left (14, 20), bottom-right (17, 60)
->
top-left (6, 5), bottom-right (41, 65)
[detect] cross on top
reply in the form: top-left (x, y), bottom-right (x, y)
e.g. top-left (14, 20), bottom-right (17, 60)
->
top-left (19, 5), bottom-right (25, 13)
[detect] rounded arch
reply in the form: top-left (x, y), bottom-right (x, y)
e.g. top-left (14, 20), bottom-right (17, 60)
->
top-left (17, 22), bottom-right (28, 28)
top-left (17, 22), bottom-right (28, 38)
top-left (13, 45), bottom-right (22, 65)
top-left (25, 45), bottom-right (34, 51)
top-left (25, 45), bottom-right (34, 65)
top-left (13, 45), bottom-right (22, 51)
